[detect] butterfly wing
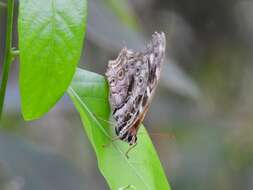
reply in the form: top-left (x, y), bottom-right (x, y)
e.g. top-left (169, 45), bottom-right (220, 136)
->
top-left (106, 32), bottom-right (166, 145)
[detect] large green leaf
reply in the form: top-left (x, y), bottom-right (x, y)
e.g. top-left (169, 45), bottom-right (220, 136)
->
top-left (18, 0), bottom-right (87, 120)
top-left (68, 68), bottom-right (171, 190)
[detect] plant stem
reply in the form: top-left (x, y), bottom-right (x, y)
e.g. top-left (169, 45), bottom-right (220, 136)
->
top-left (0, 0), bottom-right (14, 119)
top-left (11, 49), bottom-right (19, 57)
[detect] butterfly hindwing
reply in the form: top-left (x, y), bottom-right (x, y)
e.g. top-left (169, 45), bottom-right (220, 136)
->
top-left (106, 32), bottom-right (166, 145)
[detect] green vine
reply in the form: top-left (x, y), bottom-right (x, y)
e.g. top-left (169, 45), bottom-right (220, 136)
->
top-left (0, 0), bottom-right (15, 119)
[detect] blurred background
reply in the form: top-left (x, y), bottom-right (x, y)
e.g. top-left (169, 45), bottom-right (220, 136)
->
top-left (1, 0), bottom-right (253, 189)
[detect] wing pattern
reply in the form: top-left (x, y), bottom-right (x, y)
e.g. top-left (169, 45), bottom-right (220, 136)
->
top-left (106, 32), bottom-right (166, 145)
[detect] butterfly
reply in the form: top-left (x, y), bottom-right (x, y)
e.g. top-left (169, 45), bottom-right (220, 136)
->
top-left (105, 32), bottom-right (166, 157)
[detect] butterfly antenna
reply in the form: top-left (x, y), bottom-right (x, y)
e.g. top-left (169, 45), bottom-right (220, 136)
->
top-left (91, 113), bottom-right (117, 127)
top-left (78, 96), bottom-right (116, 127)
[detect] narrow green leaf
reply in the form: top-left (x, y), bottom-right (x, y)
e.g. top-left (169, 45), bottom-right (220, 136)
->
top-left (18, 0), bottom-right (87, 120)
top-left (68, 68), bottom-right (171, 190)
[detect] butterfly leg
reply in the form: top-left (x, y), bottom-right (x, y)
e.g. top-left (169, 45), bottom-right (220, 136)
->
top-left (125, 143), bottom-right (137, 159)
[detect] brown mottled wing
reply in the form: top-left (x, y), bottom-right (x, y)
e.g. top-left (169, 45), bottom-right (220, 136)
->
top-left (121, 33), bottom-right (166, 132)
top-left (106, 32), bottom-right (166, 144)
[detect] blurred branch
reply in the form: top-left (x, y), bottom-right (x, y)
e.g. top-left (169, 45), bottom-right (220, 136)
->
top-left (160, 59), bottom-right (201, 100)
top-left (0, 0), bottom-right (14, 120)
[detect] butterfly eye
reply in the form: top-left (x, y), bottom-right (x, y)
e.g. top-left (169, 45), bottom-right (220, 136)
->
top-left (109, 77), bottom-right (116, 86)
top-left (137, 77), bottom-right (144, 86)
top-left (117, 69), bottom-right (125, 80)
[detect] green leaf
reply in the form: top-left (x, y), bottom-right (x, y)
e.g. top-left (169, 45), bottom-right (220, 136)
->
top-left (68, 68), bottom-right (171, 190)
top-left (18, 0), bottom-right (87, 120)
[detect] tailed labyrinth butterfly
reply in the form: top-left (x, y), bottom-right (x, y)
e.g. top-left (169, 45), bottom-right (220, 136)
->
top-left (105, 32), bottom-right (166, 157)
